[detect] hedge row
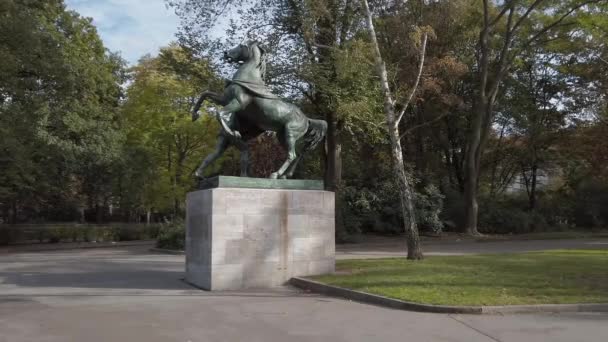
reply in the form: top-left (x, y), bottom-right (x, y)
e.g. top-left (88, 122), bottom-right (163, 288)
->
top-left (0, 224), bottom-right (161, 245)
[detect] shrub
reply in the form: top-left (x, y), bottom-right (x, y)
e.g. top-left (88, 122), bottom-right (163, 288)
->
top-left (414, 184), bottom-right (445, 234)
top-left (573, 180), bottom-right (608, 228)
top-left (0, 224), bottom-right (161, 245)
top-left (341, 182), bottom-right (403, 235)
top-left (0, 227), bottom-right (22, 245)
top-left (83, 226), bottom-right (96, 242)
top-left (340, 180), bottom-right (446, 236)
top-left (111, 225), bottom-right (140, 241)
top-left (144, 224), bottom-right (161, 239)
top-left (478, 199), bottom-right (532, 234)
top-left (156, 220), bottom-right (185, 250)
top-left (47, 228), bottom-right (62, 243)
top-left (536, 192), bottom-right (575, 230)
top-left (440, 189), bottom-right (466, 230)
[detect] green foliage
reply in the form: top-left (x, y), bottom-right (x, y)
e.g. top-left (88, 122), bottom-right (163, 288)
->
top-left (440, 189), bottom-right (466, 230)
top-left (156, 220), bottom-right (185, 250)
top-left (2, 0), bottom-right (607, 241)
top-left (341, 181), bottom-right (400, 235)
top-left (0, 227), bottom-right (22, 245)
top-left (340, 179), bottom-right (445, 235)
top-left (414, 185), bottom-right (445, 234)
top-left (118, 45), bottom-right (222, 216)
top-left (478, 201), bottom-right (536, 234)
top-left (0, 0), bottom-right (125, 222)
top-left (0, 224), bottom-right (160, 245)
top-left (572, 180), bottom-right (608, 228)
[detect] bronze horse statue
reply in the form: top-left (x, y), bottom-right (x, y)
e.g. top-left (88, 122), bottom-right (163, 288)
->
top-left (191, 41), bottom-right (327, 179)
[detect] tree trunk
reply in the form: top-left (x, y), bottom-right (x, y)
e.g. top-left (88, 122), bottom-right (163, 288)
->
top-left (529, 164), bottom-right (538, 210)
top-left (324, 112), bottom-right (345, 238)
top-left (389, 124), bottom-right (423, 259)
top-left (10, 200), bottom-right (18, 224)
top-left (463, 165), bottom-right (479, 235)
top-left (174, 152), bottom-right (187, 217)
top-left (2, 204), bottom-right (8, 224)
top-left (324, 112), bottom-right (342, 191)
top-left (95, 201), bottom-right (103, 223)
top-left (362, 0), bottom-right (422, 260)
top-left (463, 100), bottom-right (485, 236)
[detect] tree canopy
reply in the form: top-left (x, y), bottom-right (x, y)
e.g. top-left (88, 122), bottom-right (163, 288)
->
top-left (2, 0), bottom-right (607, 242)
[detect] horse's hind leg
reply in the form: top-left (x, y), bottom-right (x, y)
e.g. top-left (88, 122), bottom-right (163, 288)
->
top-left (270, 134), bottom-right (296, 179)
top-left (195, 135), bottom-right (229, 179)
top-left (271, 124), bottom-right (306, 179)
top-left (284, 155), bottom-right (304, 179)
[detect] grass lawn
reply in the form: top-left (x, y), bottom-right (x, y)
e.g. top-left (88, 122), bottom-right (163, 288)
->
top-left (311, 249), bottom-right (608, 306)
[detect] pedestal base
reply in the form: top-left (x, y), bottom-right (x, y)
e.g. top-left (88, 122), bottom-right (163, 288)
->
top-left (185, 180), bottom-right (335, 290)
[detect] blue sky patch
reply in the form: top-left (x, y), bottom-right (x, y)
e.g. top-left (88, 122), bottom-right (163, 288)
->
top-left (65, 0), bottom-right (180, 65)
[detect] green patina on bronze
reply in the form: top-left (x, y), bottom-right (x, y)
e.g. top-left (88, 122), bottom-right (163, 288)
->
top-left (198, 176), bottom-right (324, 190)
top-left (191, 41), bottom-right (327, 182)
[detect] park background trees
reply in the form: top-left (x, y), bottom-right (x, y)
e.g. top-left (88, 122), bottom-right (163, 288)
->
top-left (1, 0), bottom-right (607, 253)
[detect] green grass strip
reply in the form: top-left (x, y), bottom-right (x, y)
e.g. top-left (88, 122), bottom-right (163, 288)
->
top-left (312, 249), bottom-right (608, 306)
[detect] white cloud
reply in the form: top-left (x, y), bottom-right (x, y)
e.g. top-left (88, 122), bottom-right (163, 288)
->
top-left (65, 0), bottom-right (180, 65)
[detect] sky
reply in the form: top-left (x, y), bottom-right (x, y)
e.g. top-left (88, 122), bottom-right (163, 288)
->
top-left (65, 0), bottom-right (180, 65)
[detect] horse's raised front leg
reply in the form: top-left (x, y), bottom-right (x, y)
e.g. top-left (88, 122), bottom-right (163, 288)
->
top-left (192, 91), bottom-right (227, 122)
top-left (194, 135), bottom-right (229, 179)
top-left (216, 99), bottom-right (244, 139)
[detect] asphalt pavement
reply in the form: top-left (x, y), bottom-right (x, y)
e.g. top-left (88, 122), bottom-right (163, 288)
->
top-left (1, 243), bottom-right (607, 341)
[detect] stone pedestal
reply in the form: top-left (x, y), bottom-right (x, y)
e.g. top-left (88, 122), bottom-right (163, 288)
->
top-left (185, 176), bottom-right (335, 290)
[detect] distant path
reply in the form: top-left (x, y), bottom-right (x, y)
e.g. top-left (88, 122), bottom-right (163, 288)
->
top-left (337, 237), bottom-right (608, 259)
top-left (1, 246), bottom-right (607, 341)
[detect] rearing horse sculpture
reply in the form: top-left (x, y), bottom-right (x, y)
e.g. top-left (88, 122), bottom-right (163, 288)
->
top-left (191, 41), bottom-right (327, 179)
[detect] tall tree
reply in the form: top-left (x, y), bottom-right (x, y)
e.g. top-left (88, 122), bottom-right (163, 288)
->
top-left (462, 0), bottom-right (601, 234)
top-left (361, 0), bottom-right (432, 259)
top-left (0, 0), bottom-right (125, 222)
top-left (121, 45), bottom-right (221, 217)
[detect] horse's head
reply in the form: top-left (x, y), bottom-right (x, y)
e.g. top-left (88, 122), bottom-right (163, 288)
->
top-left (223, 41), bottom-right (266, 64)
top-left (224, 41), bottom-right (268, 81)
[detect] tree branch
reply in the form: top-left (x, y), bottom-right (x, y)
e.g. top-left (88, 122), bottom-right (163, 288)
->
top-left (395, 31), bottom-right (428, 125)
top-left (520, 0), bottom-right (600, 49)
top-left (488, 0), bottom-right (517, 27)
top-left (399, 111), bottom-right (457, 140)
top-left (487, 5), bottom-right (515, 97)
top-left (510, 0), bottom-right (545, 34)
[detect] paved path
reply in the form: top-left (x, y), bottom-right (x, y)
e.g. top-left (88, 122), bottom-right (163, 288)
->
top-left (337, 236), bottom-right (608, 259)
top-left (1, 245), bottom-right (607, 341)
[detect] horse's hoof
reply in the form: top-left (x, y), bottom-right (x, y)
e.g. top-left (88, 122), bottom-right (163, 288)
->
top-left (269, 172), bottom-right (279, 179)
top-left (279, 175), bottom-right (287, 179)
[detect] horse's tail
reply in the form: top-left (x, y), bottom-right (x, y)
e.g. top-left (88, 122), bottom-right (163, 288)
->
top-left (303, 118), bottom-right (328, 152)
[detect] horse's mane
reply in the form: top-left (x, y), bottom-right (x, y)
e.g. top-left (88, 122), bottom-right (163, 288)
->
top-left (259, 52), bottom-right (267, 82)
top-left (248, 42), bottom-right (267, 82)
